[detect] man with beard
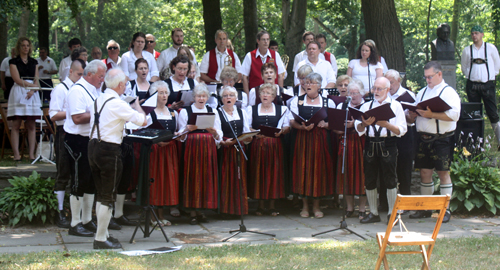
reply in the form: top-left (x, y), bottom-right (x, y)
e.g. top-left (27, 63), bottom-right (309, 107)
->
top-left (157, 28), bottom-right (197, 76)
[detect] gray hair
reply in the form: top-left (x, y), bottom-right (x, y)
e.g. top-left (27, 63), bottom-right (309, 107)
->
top-left (219, 85), bottom-right (237, 97)
top-left (305, 72), bottom-right (322, 85)
top-left (297, 64), bottom-right (313, 79)
top-left (220, 67), bottom-right (239, 82)
top-left (145, 34), bottom-right (155, 40)
top-left (106, 39), bottom-right (120, 51)
top-left (192, 83), bottom-right (210, 97)
top-left (424, 61), bottom-right (442, 73)
top-left (347, 79), bottom-right (366, 96)
top-left (150, 81), bottom-right (170, 96)
top-left (259, 83), bottom-right (277, 97)
top-left (84, 60), bottom-right (107, 76)
top-left (215, 30), bottom-right (228, 40)
top-left (385, 69), bottom-right (401, 81)
top-left (104, 68), bottom-right (126, 89)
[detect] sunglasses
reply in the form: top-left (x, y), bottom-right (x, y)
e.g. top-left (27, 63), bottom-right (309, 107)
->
top-left (146, 41), bottom-right (155, 44)
top-left (107, 46), bottom-right (119, 50)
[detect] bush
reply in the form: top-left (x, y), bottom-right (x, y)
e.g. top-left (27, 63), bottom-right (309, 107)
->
top-left (450, 135), bottom-right (500, 215)
top-left (0, 171), bottom-right (57, 226)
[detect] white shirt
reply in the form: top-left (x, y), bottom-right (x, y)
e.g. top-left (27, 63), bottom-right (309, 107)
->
top-left (63, 77), bottom-right (100, 136)
top-left (348, 59), bottom-right (384, 92)
top-left (157, 46), bottom-right (198, 75)
top-left (414, 80), bottom-right (461, 134)
top-left (390, 85), bottom-right (415, 100)
top-left (355, 96), bottom-right (407, 138)
top-left (294, 58), bottom-right (336, 87)
top-left (218, 106), bottom-right (251, 137)
top-left (0, 56), bottom-right (12, 77)
top-left (461, 41), bottom-right (500, 82)
top-left (58, 56), bottom-right (72, 81)
top-left (200, 48), bottom-right (242, 81)
top-left (104, 57), bottom-right (121, 69)
top-left (240, 49), bottom-right (286, 77)
top-left (177, 104), bottom-right (223, 143)
top-left (120, 50), bottom-right (159, 81)
top-left (293, 51), bottom-right (338, 78)
top-left (37, 57), bottom-right (57, 79)
top-left (248, 84), bottom-right (281, 107)
top-left (380, 56), bottom-right (388, 73)
top-left (49, 78), bottom-right (74, 126)
top-left (246, 103), bottom-right (290, 129)
top-left (89, 89), bottom-right (145, 144)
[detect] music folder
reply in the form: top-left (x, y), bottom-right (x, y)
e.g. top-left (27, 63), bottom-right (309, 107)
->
top-left (395, 91), bottom-right (416, 103)
top-left (281, 93), bottom-right (294, 104)
top-left (141, 106), bottom-right (155, 115)
top-left (232, 130), bottom-right (260, 141)
top-left (400, 96), bottom-right (452, 113)
top-left (187, 112), bottom-right (216, 129)
top-left (291, 107), bottom-right (327, 126)
top-left (328, 95), bottom-right (347, 106)
top-left (258, 125), bottom-right (282, 137)
top-left (327, 108), bottom-right (350, 131)
top-left (348, 103), bottom-right (395, 122)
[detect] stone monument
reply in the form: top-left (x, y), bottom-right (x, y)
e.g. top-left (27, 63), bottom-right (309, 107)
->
top-left (431, 23), bottom-right (456, 89)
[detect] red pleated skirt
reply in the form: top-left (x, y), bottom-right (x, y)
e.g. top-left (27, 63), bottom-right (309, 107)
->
top-left (291, 128), bottom-right (335, 198)
top-left (336, 133), bottom-right (366, 195)
top-left (182, 133), bottom-right (218, 210)
top-left (219, 146), bottom-right (248, 215)
top-left (248, 137), bottom-right (285, 200)
top-left (149, 142), bottom-right (179, 206)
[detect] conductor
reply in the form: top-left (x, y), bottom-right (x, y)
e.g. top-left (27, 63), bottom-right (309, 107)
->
top-left (88, 68), bottom-right (147, 249)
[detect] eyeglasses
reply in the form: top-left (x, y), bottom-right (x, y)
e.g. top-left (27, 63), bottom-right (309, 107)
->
top-left (222, 94), bottom-right (236, 98)
top-left (305, 83), bottom-right (320, 86)
top-left (423, 71), bottom-right (439, 80)
top-left (107, 46), bottom-right (119, 50)
top-left (146, 40), bottom-right (155, 44)
top-left (371, 87), bottom-right (387, 92)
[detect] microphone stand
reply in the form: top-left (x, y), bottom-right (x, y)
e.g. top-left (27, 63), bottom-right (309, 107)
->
top-left (366, 58), bottom-right (374, 101)
top-left (219, 106), bottom-right (276, 242)
top-left (312, 99), bottom-right (366, 240)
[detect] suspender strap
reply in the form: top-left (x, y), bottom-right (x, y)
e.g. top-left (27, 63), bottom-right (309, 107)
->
top-left (91, 97), bottom-right (116, 141)
top-left (469, 43), bottom-right (490, 80)
top-left (61, 82), bottom-right (69, 91)
top-left (420, 85), bottom-right (449, 134)
top-left (75, 83), bottom-right (95, 101)
top-left (469, 45), bottom-right (473, 79)
top-left (367, 100), bottom-right (391, 138)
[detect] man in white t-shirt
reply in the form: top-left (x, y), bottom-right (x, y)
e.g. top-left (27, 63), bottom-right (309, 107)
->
top-left (292, 31), bottom-right (315, 72)
top-left (0, 48), bottom-right (16, 100)
top-left (157, 28), bottom-right (197, 76)
top-left (294, 41), bottom-right (336, 88)
top-left (37, 47), bottom-right (58, 100)
top-left (59, 38), bottom-right (82, 81)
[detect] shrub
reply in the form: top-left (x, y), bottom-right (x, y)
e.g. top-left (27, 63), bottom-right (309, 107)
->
top-left (450, 135), bottom-right (500, 215)
top-left (0, 171), bottom-right (57, 226)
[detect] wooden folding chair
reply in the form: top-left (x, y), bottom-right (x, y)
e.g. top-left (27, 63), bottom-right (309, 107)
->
top-left (375, 194), bottom-right (451, 270)
top-left (0, 102), bottom-right (28, 159)
top-left (41, 107), bottom-right (55, 139)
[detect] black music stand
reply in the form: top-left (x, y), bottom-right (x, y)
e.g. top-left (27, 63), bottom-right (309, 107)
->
top-left (312, 102), bottom-right (365, 240)
top-left (129, 139), bottom-right (169, 243)
top-left (219, 108), bottom-right (276, 242)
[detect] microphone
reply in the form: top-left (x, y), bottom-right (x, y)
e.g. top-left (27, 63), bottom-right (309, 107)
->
top-left (345, 96), bottom-right (352, 104)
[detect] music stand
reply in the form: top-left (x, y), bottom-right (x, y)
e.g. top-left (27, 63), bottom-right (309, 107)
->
top-left (25, 78), bottom-right (55, 164)
top-left (312, 102), bottom-right (365, 240)
top-left (219, 107), bottom-right (276, 242)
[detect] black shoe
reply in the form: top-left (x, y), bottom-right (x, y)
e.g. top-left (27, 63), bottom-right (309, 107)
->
top-left (360, 213), bottom-right (381, 224)
top-left (56, 210), bottom-right (70, 228)
top-left (358, 211), bottom-right (368, 219)
top-left (442, 210), bottom-right (451, 223)
top-left (83, 221), bottom-right (97, 233)
top-left (107, 236), bottom-right (120, 244)
top-left (409, 210), bottom-right (432, 219)
top-left (196, 214), bottom-right (208, 223)
top-left (93, 239), bottom-right (122, 249)
top-left (69, 223), bottom-right (94, 237)
top-left (190, 217), bottom-right (198, 225)
top-left (400, 210), bottom-right (410, 215)
top-left (114, 215), bottom-right (138, 226)
top-left (108, 218), bottom-right (122, 230)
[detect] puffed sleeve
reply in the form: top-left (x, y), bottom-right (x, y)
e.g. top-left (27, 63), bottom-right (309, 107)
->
top-left (246, 105), bottom-right (253, 129)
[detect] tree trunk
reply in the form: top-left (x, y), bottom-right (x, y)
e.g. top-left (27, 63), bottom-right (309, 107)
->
top-left (38, 0), bottom-right (50, 52)
top-left (284, 0), bottom-right (307, 86)
top-left (450, 0), bottom-right (460, 48)
top-left (202, 0), bottom-right (222, 52)
top-left (425, 0), bottom-right (433, 63)
top-left (282, 0), bottom-right (290, 33)
top-left (18, 6), bottom-right (30, 38)
top-left (243, 0), bottom-right (258, 53)
top-left (0, 19), bottom-right (7, 60)
top-left (361, 0), bottom-right (405, 72)
top-left (349, 25), bottom-right (358, 60)
top-left (65, 0), bottom-right (86, 43)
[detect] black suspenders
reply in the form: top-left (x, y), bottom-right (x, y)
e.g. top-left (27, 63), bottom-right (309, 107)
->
top-left (420, 86), bottom-right (449, 134)
top-left (469, 43), bottom-right (489, 80)
top-left (366, 100), bottom-right (391, 138)
top-left (91, 97), bottom-right (116, 141)
top-left (75, 83), bottom-right (95, 101)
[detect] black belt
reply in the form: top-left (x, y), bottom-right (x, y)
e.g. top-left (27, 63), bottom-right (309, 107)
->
top-left (419, 131), bottom-right (454, 143)
top-left (89, 138), bottom-right (121, 146)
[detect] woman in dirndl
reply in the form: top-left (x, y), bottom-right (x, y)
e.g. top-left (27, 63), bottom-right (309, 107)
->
top-left (145, 81), bottom-right (180, 226)
top-left (247, 83), bottom-right (290, 216)
top-left (7, 37), bottom-right (41, 161)
top-left (178, 84), bottom-right (223, 225)
top-left (289, 72), bottom-right (335, 219)
top-left (217, 86), bottom-right (252, 216)
top-left (335, 79), bottom-right (368, 219)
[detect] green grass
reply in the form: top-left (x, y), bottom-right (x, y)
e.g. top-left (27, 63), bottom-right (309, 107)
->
top-left (0, 236), bottom-right (499, 269)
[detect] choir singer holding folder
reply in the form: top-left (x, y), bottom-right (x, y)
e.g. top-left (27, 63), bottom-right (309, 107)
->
top-left (407, 61), bottom-right (460, 223)
top-left (355, 77), bottom-right (407, 224)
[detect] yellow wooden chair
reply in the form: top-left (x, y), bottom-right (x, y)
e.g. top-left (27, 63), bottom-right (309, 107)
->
top-left (375, 194), bottom-right (450, 270)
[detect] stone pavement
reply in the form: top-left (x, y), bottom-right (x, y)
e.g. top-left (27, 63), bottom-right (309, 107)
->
top-left (1, 201), bottom-right (499, 254)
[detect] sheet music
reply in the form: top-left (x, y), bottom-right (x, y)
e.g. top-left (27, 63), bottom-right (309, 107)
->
top-left (142, 92), bottom-right (157, 107)
top-left (19, 93), bottom-right (34, 105)
top-left (179, 90), bottom-right (194, 106)
top-left (195, 114), bottom-right (215, 129)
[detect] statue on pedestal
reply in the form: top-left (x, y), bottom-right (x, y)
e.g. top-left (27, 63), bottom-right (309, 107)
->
top-left (431, 23), bottom-right (455, 60)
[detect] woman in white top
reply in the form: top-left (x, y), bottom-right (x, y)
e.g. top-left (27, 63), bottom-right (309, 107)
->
top-left (177, 46), bottom-right (200, 82)
top-left (120, 32), bottom-right (159, 82)
top-left (347, 41), bottom-right (383, 94)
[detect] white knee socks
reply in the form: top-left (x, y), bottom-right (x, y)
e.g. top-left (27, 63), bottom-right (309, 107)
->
top-left (55, 191), bottom-right (65, 211)
top-left (82, 193), bottom-right (94, 224)
top-left (114, 194), bottom-right (126, 218)
top-left (420, 182), bottom-right (434, 195)
top-left (387, 188), bottom-right (398, 215)
top-left (70, 195), bottom-right (82, 227)
top-left (441, 183), bottom-right (453, 209)
top-left (366, 188), bottom-right (379, 216)
top-left (95, 205), bottom-right (112, 242)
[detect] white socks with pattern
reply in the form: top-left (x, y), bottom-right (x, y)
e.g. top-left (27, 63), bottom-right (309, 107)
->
top-left (366, 188), bottom-right (379, 216)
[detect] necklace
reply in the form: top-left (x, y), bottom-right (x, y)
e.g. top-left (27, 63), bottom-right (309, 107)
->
top-left (309, 94), bottom-right (319, 102)
top-left (262, 105), bottom-right (272, 112)
top-left (22, 58), bottom-right (28, 64)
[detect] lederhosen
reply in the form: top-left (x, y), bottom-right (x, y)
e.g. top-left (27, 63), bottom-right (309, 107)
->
top-left (129, 80), bottom-right (152, 101)
top-left (363, 100), bottom-right (398, 190)
top-left (254, 85), bottom-right (285, 106)
top-left (88, 96), bottom-right (123, 207)
top-left (54, 82), bottom-right (72, 191)
top-left (165, 78), bottom-right (195, 106)
top-left (466, 43), bottom-right (499, 123)
top-left (64, 83), bottom-right (96, 197)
